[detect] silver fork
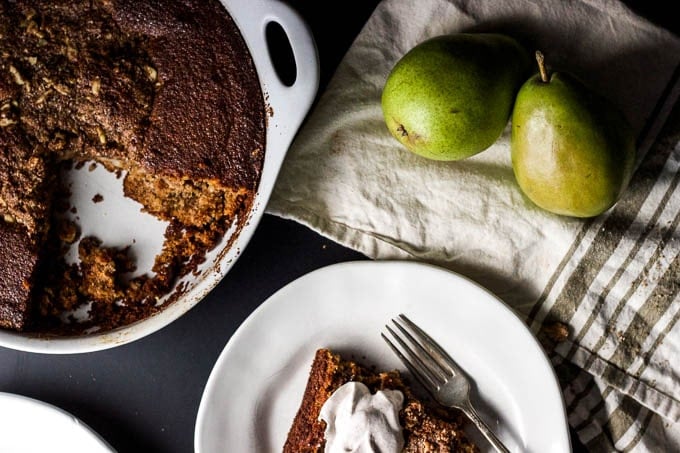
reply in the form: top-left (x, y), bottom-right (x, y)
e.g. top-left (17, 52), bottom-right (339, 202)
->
top-left (382, 314), bottom-right (510, 453)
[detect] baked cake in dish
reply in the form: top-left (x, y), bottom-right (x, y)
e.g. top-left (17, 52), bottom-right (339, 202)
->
top-left (0, 0), bottom-right (265, 332)
top-left (283, 348), bottom-right (478, 452)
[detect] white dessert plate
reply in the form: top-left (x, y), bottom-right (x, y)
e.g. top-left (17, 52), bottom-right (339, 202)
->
top-left (0, 392), bottom-right (115, 452)
top-left (194, 260), bottom-right (570, 453)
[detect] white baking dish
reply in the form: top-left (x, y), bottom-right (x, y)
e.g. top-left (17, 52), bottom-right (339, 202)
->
top-left (0, 0), bottom-right (319, 353)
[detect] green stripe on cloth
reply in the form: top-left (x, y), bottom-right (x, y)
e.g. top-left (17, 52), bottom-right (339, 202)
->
top-left (554, 352), bottom-right (657, 450)
top-left (621, 409), bottom-right (655, 452)
top-left (585, 431), bottom-right (617, 452)
top-left (526, 69), bottom-right (680, 329)
top-left (605, 247), bottom-right (680, 372)
top-left (565, 155), bottom-right (680, 362)
top-left (544, 153), bottom-right (679, 327)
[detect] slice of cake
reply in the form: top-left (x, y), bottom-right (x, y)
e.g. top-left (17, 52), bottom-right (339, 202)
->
top-left (283, 348), bottom-right (478, 453)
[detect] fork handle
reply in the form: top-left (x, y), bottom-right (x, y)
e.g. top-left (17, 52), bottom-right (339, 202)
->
top-left (461, 402), bottom-right (510, 453)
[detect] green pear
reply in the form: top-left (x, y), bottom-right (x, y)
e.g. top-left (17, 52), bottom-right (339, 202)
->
top-left (511, 52), bottom-right (636, 218)
top-left (381, 33), bottom-right (530, 161)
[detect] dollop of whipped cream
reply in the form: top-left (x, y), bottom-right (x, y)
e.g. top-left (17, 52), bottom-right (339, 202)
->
top-left (319, 381), bottom-right (405, 453)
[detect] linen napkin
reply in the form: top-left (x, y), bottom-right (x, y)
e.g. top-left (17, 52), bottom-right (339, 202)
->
top-left (267, 0), bottom-right (680, 450)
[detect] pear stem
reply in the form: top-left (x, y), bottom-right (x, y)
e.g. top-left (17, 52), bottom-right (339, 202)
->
top-left (535, 51), bottom-right (549, 83)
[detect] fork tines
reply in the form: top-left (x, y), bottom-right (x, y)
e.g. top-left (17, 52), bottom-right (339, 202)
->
top-left (382, 314), bottom-right (462, 391)
top-left (383, 315), bottom-right (511, 453)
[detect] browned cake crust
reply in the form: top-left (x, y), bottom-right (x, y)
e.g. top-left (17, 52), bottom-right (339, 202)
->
top-left (0, 104), bottom-right (52, 237)
top-left (0, 0), bottom-right (265, 332)
top-left (1, 73), bottom-right (52, 329)
top-left (283, 348), bottom-right (479, 453)
top-left (110, 0), bottom-right (264, 189)
top-left (0, 222), bottom-right (40, 330)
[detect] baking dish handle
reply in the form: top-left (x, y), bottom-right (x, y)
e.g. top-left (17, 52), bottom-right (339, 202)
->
top-left (261, 1), bottom-right (320, 142)
top-left (221, 0), bottom-right (319, 161)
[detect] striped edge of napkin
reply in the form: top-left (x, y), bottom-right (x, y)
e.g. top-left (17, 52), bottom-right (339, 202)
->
top-left (535, 102), bottom-right (680, 449)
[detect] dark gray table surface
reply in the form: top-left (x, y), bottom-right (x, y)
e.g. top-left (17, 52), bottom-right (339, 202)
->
top-left (0, 1), bottom-right (676, 452)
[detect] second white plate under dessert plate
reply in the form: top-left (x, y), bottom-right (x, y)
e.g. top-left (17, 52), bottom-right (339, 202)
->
top-left (0, 392), bottom-right (115, 452)
top-left (194, 260), bottom-right (570, 452)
